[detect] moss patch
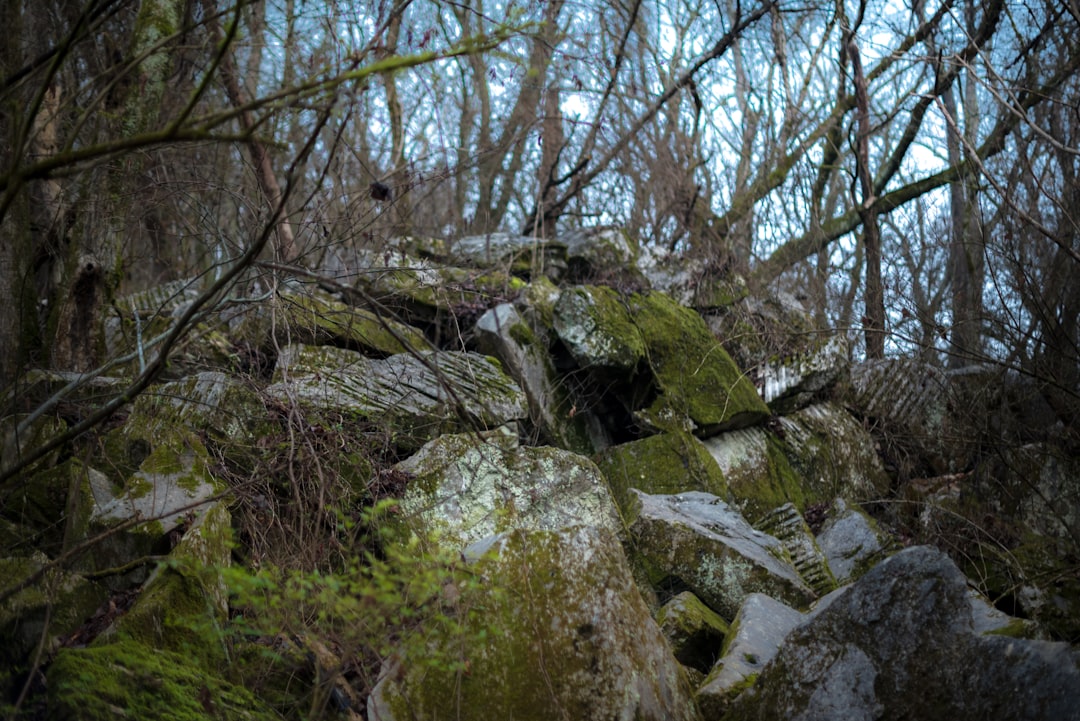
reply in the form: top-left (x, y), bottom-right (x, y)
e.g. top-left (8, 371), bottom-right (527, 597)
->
top-left (48, 639), bottom-right (276, 721)
top-left (594, 431), bottom-right (729, 515)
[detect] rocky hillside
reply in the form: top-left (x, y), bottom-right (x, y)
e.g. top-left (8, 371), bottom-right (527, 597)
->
top-left (2, 229), bottom-right (1078, 720)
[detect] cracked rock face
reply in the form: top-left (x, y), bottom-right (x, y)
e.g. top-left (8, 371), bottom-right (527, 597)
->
top-left (723, 546), bottom-right (1080, 721)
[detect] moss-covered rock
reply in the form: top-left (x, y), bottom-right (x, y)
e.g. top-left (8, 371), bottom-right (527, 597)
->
top-left (396, 431), bottom-right (623, 549)
top-left (0, 554), bottom-right (106, 695)
top-left (277, 287), bottom-right (428, 356)
top-left (703, 427), bottom-right (807, 521)
top-left (47, 639), bottom-right (277, 721)
top-left (369, 525), bottom-right (701, 721)
top-left (656, 591), bottom-right (730, 673)
top-left (266, 345), bottom-right (528, 452)
top-left (626, 490), bottom-right (816, 621)
top-left (1, 458), bottom-right (106, 557)
top-left (594, 431), bottom-right (729, 516)
top-left (776, 403), bottom-right (891, 505)
top-left (553, 287), bottom-right (768, 437)
top-left (90, 431), bottom-right (223, 582)
top-left (755, 504), bottom-right (836, 596)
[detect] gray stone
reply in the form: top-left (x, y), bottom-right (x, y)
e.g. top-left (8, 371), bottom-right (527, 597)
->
top-left (759, 336), bottom-right (848, 414)
top-left (756, 504), bottom-right (836, 596)
top-left (627, 490), bottom-right (816, 621)
top-left (697, 593), bottom-right (805, 719)
top-left (396, 431), bottom-right (623, 549)
top-left (369, 525), bottom-right (701, 721)
top-left (723, 546), bottom-right (1080, 721)
top-left (266, 345), bottom-right (527, 450)
top-left (815, 498), bottom-right (890, 583)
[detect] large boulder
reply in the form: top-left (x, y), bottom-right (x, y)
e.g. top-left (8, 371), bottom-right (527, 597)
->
top-left (593, 431), bottom-right (730, 516)
top-left (723, 546), bottom-right (1080, 721)
top-left (395, 431), bottom-right (623, 549)
top-left (369, 525), bottom-right (701, 721)
top-left (697, 593), bottom-right (805, 719)
top-left (702, 427), bottom-right (806, 521)
top-left (553, 287), bottom-right (768, 436)
top-left (627, 490), bottom-right (816, 620)
top-left (266, 345), bottom-right (527, 451)
top-left (474, 301), bottom-right (604, 454)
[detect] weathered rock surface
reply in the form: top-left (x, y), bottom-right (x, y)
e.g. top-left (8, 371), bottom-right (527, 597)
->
top-left (627, 490), bottom-right (816, 620)
top-left (656, 591), bottom-right (730, 673)
top-left (702, 426), bottom-right (805, 520)
top-left (267, 345), bottom-right (527, 450)
top-left (553, 286), bottom-right (768, 435)
top-left (396, 431), bottom-right (622, 549)
top-left (474, 302), bottom-right (602, 454)
top-left (723, 546), bottom-right (1080, 721)
top-left (755, 503), bottom-right (836, 596)
top-left (776, 403), bottom-right (891, 504)
top-left (815, 498), bottom-right (891, 583)
top-left (369, 525), bottom-right (701, 721)
top-left (697, 593), bottom-right (805, 719)
top-left (593, 431), bottom-right (729, 515)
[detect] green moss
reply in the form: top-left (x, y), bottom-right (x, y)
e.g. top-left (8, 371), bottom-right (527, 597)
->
top-left (594, 431), bottom-right (729, 515)
top-left (48, 639), bottom-right (276, 721)
top-left (629, 292), bottom-right (768, 433)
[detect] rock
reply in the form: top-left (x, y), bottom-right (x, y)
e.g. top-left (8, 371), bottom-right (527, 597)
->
top-left (369, 525), bottom-right (701, 721)
top-left (127, 371), bottom-right (271, 448)
top-left (45, 503), bottom-right (274, 721)
top-left (755, 504), bottom-right (836, 596)
top-left (775, 403), bottom-right (891, 505)
top-left (627, 490), bottom-right (816, 620)
top-left (656, 591), bottom-right (730, 673)
top-left (474, 302), bottom-right (603, 454)
top-left (848, 358), bottom-right (972, 476)
top-left (266, 345), bottom-right (528, 451)
top-left (757, 336), bottom-right (848, 414)
top-left (593, 431), bottom-right (729, 516)
top-left (553, 287), bottom-right (768, 436)
top-left (558, 226), bottom-right (644, 284)
top-left (275, 287), bottom-right (428, 355)
top-left (697, 593), bottom-right (805, 719)
top-left (395, 431), bottom-right (623, 549)
top-left (723, 546), bottom-right (1080, 721)
top-left (637, 248), bottom-right (749, 309)
top-left (448, 232), bottom-right (568, 278)
top-left (702, 427), bottom-right (806, 521)
top-left (0, 554), bottom-right (106, 689)
top-left (91, 432), bottom-right (222, 552)
top-left (815, 498), bottom-right (891, 583)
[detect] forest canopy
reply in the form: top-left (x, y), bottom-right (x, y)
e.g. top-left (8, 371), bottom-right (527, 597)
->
top-left (1, 0), bottom-right (1078, 431)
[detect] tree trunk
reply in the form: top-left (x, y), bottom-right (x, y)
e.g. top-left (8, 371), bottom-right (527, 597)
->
top-left (848, 35), bottom-right (885, 359)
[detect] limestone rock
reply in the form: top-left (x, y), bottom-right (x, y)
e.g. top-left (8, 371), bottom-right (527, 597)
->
top-left (815, 498), bottom-right (891, 584)
top-left (627, 490), bottom-right (816, 620)
top-left (848, 358), bottom-right (971, 475)
top-left (553, 287), bottom-right (768, 436)
top-left (702, 427), bottom-right (806, 521)
top-left (723, 546), bottom-right (1080, 721)
top-left (755, 503), bottom-right (836, 596)
top-left (474, 302), bottom-right (603, 454)
top-left (776, 403), bottom-right (891, 505)
top-left (697, 593), bottom-right (805, 719)
top-left (276, 287), bottom-right (428, 355)
top-left (593, 431), bottom-right (729, 516)
top-left (369, 525), bottom-right (701, 721)
top-left (449, 232), bottom-right (568, 277)
top-left (758, 336), bottom-right (848, 414)
top-left (266, 345), bottom-right (527, 451)
top-left (396, 431), bottom-right (622, 549)
top-left (656, 591), bottom-right (730, 673)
